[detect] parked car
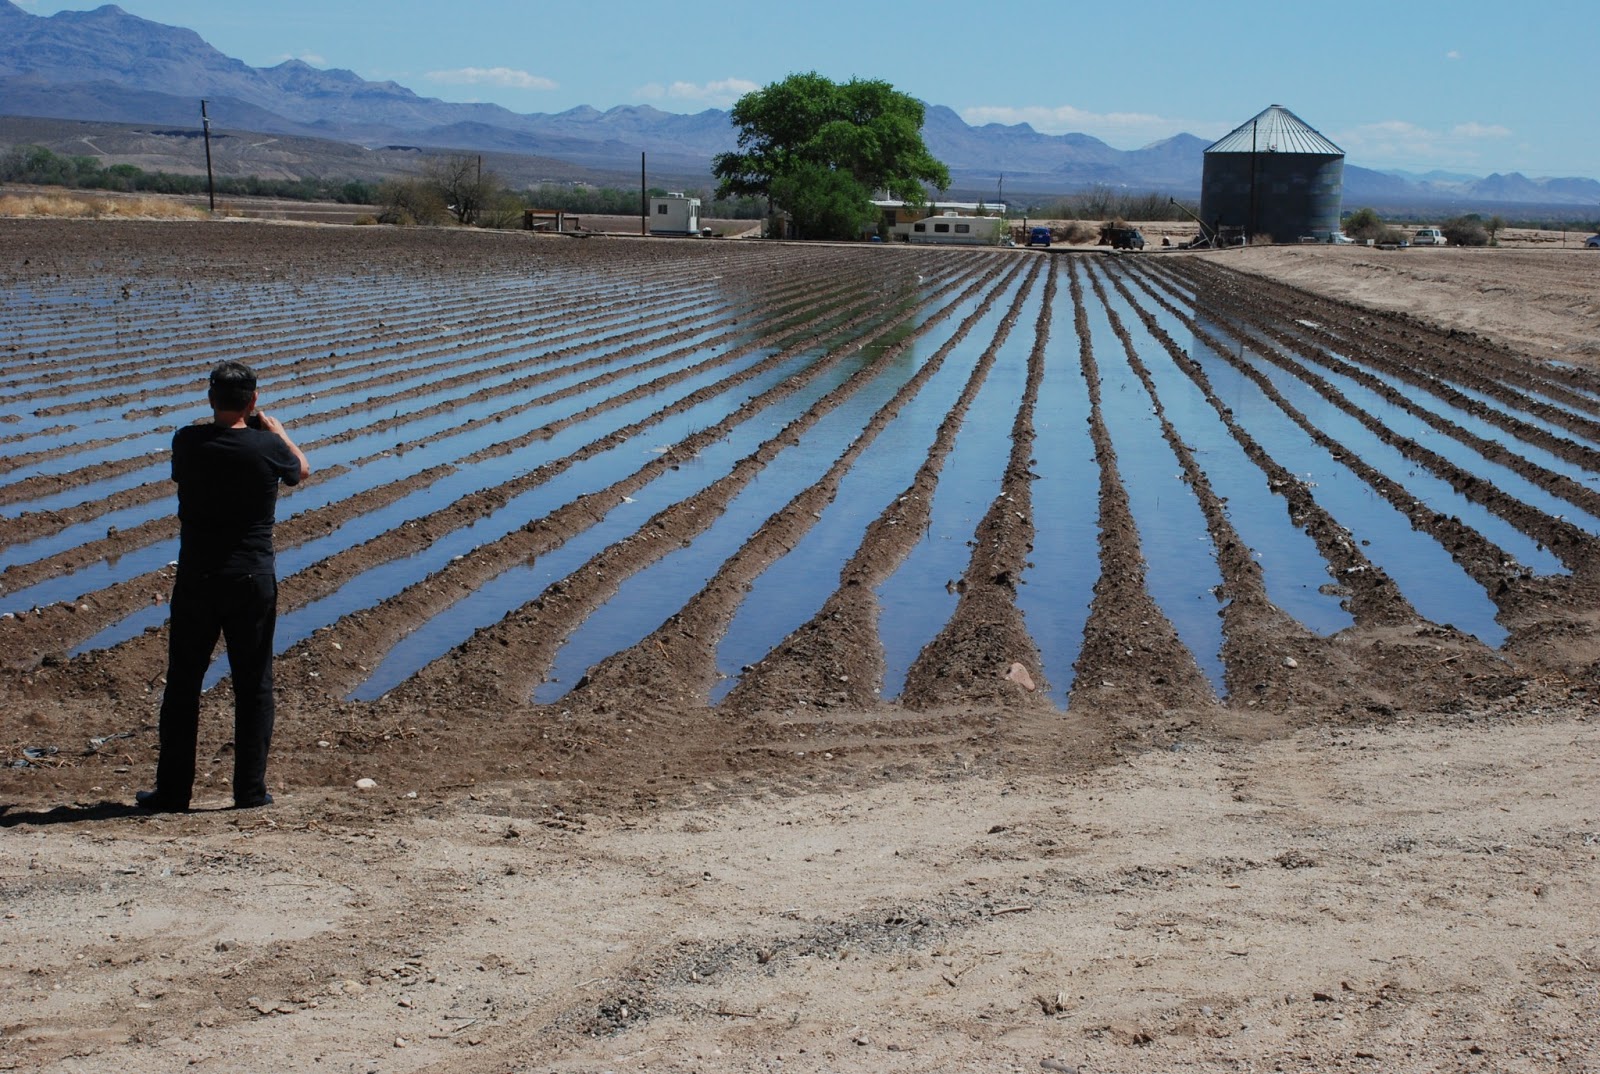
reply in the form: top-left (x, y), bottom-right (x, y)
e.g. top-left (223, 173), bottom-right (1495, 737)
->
top-left (1026, 226), bottom-right (1052, 247)
top-left (1412, 227), bottom-right (1447, 246)
top-left (1586, 234), bottom-right (1600, 248)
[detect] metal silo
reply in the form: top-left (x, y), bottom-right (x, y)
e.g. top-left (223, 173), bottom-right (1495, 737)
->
top-left (1200, 104), bottom-right (1344, 244)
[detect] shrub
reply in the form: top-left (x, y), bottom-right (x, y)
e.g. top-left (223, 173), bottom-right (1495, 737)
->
top-left (1442, 217), bottom-right (1490, 246)
top-left (1343, 207), bottom-right (1386, 243)
top-left (1059, 221), bottom-right (1097, 244)
top-left (376, 178), bottom-right (446, 226)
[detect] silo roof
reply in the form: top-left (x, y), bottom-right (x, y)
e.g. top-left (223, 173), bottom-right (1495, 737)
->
top-left (1206, 104), bottom-right (1343, 156)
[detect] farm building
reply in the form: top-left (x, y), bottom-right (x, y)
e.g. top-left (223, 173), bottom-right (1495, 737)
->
top-left (649, 193), bottom-right (701, 236)
top-left (1200, 104), bottom-right (1344, 244)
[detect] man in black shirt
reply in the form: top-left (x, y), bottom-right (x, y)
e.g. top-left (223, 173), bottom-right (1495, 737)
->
top-left (137, 361), bottom-right (310, 812)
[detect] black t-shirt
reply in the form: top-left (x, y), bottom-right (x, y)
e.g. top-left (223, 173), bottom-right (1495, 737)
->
top-left (172, 423), bottom-right (303, 576)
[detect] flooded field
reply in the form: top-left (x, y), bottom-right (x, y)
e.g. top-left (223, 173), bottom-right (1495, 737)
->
top-left (3, 221), bottom-right (1600, 738)
top-left (7, 218), bottom-right (1600, 1074)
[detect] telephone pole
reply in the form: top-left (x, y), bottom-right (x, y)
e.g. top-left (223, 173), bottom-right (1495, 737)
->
top-left (200, 99), bottom-right (215, 212)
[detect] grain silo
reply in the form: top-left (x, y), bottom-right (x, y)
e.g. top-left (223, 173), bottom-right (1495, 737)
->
top-left (1200, 104), bottom-right (1344, 244)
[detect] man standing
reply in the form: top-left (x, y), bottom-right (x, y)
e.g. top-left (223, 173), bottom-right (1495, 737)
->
top-left (137, 361), bottom-right (310, 812)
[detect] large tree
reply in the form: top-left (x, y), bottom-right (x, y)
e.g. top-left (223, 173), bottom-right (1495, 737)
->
top-left (713, 72), bottom-right (949, 240)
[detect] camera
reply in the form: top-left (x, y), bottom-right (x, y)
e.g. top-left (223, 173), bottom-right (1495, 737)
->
top-left (246, 413), bottom-right (265, 430)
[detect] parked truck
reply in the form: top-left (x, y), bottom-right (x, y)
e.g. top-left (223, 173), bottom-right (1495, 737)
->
top-left (1100, 224), bottom-right (1146, 251)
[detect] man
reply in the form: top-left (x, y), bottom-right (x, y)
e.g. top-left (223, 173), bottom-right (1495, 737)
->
top-left (137, 361), bottom-right (310, 812)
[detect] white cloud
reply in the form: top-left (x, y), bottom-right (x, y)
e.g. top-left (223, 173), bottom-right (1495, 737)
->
top-left (1446, 49), bottom-right (1462, 60)
top-left (1453, 122), bottom-right (1511, 139)
top-left (425, 67), bottom-right (558, 91)
top-left (1333, 118), bottom-right (1515, 170)
top-left (277, 51), bottom-right (327, 66)
top-left (959, 103), bottom-right (1223, 145)
top-left (635, 78), bottom-right (760, 108)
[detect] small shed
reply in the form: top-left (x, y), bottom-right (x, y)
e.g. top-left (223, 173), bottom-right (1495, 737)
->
top-left (649, 193), bottom-right (701, 236)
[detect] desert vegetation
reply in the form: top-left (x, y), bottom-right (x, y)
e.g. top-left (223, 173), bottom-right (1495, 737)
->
top-left (0, 190), bottom-right (207, 219)
top-left (1031, 185), bottom-right (1199, 224)
top-left (0, 144), bottom-right (377, 203)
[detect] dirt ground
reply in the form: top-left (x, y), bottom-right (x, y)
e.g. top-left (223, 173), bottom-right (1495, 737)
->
top-left (2, 225), bottom-right (1598, 1073)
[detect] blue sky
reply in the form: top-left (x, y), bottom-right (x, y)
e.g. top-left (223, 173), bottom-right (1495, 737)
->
top-left (18, 0), bottom-right (1598, 180)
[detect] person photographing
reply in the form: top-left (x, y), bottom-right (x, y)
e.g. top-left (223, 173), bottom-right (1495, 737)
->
top-left (137, 361), bottom-right (310, 812)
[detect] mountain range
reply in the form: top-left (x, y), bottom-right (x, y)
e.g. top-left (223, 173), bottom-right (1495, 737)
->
top-left (3, 1), bottom-right (1597, 212)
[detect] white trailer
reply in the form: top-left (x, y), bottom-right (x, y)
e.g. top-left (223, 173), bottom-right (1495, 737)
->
top-left (903, 211), bottom-right (1004, 245)
top-left (649, 193), bottom-right (701, 236)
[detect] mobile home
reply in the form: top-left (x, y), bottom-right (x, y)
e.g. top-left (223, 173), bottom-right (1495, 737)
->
top-left (904, 212), bottom-right (1005, 246)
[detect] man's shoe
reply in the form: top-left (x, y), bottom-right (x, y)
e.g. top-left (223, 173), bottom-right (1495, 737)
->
top-left (233, 792), bottom-right (274, 810)
top-left (134, 790), bottom-right (189, 813)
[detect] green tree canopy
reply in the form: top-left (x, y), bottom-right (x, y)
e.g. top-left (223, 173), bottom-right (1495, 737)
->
top-left (713, 72), bottom-right (950, 240)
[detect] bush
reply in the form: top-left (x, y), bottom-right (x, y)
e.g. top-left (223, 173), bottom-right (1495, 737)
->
top-left (1442, 217), bottom-right (1490, 246)
top-left (1059, 221), bottom-right (1097, 244)
top-left (376, 178), bottom-right (446, 226)
top-left (1343, 207), bottom-right (1385, 242)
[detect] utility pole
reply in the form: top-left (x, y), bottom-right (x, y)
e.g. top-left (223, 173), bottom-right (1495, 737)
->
top-left (1248, 119), bottom-right (1258, 244)
top-left (200, 99), bottom-right (215, 212)
top-left (640, 152), bottom-right (647, 236)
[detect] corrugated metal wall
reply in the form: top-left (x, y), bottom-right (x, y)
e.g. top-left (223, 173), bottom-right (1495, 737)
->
top-left (1200, 152), bottom-right (1344, 242)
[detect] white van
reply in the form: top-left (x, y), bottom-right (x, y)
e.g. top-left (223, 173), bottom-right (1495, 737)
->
top-left (1412, 227), bottom-right (1446, 246)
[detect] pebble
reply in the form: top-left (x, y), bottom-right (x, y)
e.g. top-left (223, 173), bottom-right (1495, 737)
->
top-left (355, 778), bottom-right (378, 790)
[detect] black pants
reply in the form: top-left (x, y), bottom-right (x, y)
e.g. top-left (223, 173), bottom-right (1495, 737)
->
top-left (155, 571), bottom-right (278, 805)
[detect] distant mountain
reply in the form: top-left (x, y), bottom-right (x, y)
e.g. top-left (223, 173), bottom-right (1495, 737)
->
top-left (2, 0), bottom-right (1596, 210)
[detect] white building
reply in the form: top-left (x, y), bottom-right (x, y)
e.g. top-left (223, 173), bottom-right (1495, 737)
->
top-left (649, 193), bottom-right (701, 236)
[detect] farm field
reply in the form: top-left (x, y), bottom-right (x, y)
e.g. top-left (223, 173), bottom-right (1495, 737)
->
top-left (2, 220), bottom-right (1598, 1073)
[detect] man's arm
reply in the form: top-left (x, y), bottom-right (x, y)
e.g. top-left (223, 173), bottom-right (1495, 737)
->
top-left (256, 413), bottom-right (311, 484)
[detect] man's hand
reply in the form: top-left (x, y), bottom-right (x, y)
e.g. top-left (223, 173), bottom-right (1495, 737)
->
top-left (253, 411), bottom-right (286, 435)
